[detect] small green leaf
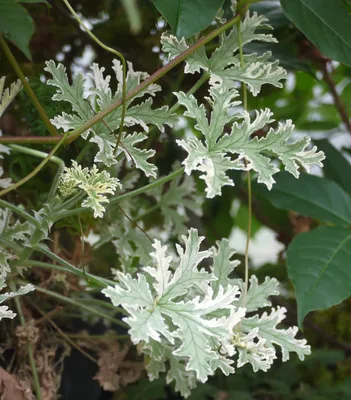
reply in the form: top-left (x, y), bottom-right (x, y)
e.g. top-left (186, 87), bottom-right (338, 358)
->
top-left (0, 0), bottom-right (34, 59)
top-left (287, 226), bottom-right (351, 327)
top-left (255, 172), bottom-right (351, 226)
top-left (281, 0), bottom-right (351, 66)
top-left (315, 140), bottom-right (351, 196)
top-left (152, 0), bottom-right (224, 39)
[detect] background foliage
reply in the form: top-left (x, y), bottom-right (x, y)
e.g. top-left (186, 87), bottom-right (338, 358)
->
top-left (1, 0), bottom-right (351, 399)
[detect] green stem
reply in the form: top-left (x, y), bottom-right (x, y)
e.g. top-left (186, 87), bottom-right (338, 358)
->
top-left (63, 333), bottom-right (130, 340)
top-left (0, 35), bottom-right (59, 138)
top-left (0, 136), bottom-right (59, 144)
top-left (0, 236), bottom-right (22, 253)
top-left (62, 0), bottom-right (127, 154)
top-left (133, 203), bottom-right (160, 222)
top-left (29, 247), bottom-right (116, 287)
top-left (237, 17), bottom-right (251, 307)
top-left (8, 144), bottom-right (65, 204)
top-left (0, 131), bottom-right (71, 197)
top-left (0, 199), bottom-right (40, 227)
top-left (170, 73), bottom-right (210, 115)
top-left (56, 167), bottom-right (185, 220)
top-left (53, 191), bottom-right (85, 215)
top-left (9, 281), bottom-right (42, 400)
top-left (29, 284), bottom-right (128, 328)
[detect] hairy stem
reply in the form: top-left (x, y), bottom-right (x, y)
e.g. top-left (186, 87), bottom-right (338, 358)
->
top-left (0, 35), bottom-right (59, 138)
top-left (9, 281), bottom-right (42, 400)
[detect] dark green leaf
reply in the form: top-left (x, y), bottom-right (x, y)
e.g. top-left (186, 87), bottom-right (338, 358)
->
top-left (255, 172), bottom-right (351, 226)
top-left (303, 349), bottom-right (345, 365)
top-left (152, 0), bottom-right (224, 39)
top-left (0, 0), bottom-right (33, 59)
top-left (281, 0), bottom-right (351, 66)
top-left (18, 0), bottom-right (49, 4)
top-left (315, 140), bottom-right (351, 196)
top-left (343, 0), bottom-right (351, 14)
top-left (287, 226), bottom-right (351, 327)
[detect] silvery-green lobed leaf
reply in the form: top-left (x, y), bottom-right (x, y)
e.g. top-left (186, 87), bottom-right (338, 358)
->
top-left (176, 86), bottom-right (324, 197)
top-left (241, 306), bottom-right (311, 363)
top-left (0, 77), bottom-right (22, 119)
top-left (59, 161), bottom-right (122, 218)
top-left (0, 280), bottom-right (35, 322)
top-left (161, 13), bottom-right (285, 95)
top-left (0, 250), bottom-right (10, 280)
top-left (0, 209), bottom-right (31, 279)
top-left (0, 145), bottom-right (12, 189)
top-left (45, 60), bottom-right (176, 177)
top-left (234, 328), bottom-right (277, 372)
top-left (211, 238), bottom-right (240, 296)
top-left (103, 228), bottom-right (244, 388)
top-left (236, 275), bottom-right (280, 313)
top-left (103, 228), bottom-right (310, 397)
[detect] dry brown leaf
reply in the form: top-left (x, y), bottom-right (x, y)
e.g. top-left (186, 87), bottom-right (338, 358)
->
top-left (0, 367), bottom-right (27, 400)
top-left (289, 211), bottom-right (312, 235)
top-left (35, 347), bottom-right (57, 400)
top-left (15, 320), bottom-right (39, 348)
top-left (93, 341), bottom-right (129, 391)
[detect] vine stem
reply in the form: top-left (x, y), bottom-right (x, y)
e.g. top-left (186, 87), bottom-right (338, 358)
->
top-left (0, 130), bottom-right (71, 197)
top-left (237, 16), bottom-right (252, 307)
top-left (0, 199), bottom-right (40, 227)
top-left (29, 246), bottom-right (116, 287)
top-left (9, 281), bottom-right (42, 400)
top-left (8, 144), bottom-right (65, 204)
top-left (0, 11), bottom-right (246, 147)
top-left (25, 283), bottom-right (128, 328)
top-left (0, 35), bottom-right (59, 138)
top-left (62, 0), bottom-right (127, 154)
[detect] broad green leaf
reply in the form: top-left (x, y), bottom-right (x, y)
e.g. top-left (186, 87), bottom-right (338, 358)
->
top-left (315, 140), bottom-right (351, 196)
top-left (255, 172), bottom-right (351, 226)
top-left (281, 0), bottom-right (351, 66)
top-left (152, 0), bottom-right (224, 39)
top-left (0, 0), bottom-right (34, 59)
top-left (287, 226), bottom-right (351, 327)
